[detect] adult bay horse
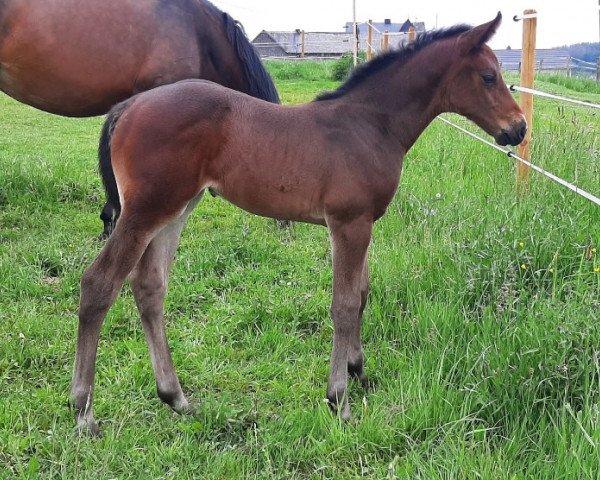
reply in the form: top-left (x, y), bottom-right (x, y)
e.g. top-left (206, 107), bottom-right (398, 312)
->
top-left (71, 13), bottom-right (526, 434)
top-left (0, 0), bottom-right (279, 237)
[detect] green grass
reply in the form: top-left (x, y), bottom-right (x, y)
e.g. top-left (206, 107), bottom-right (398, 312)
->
top-left (538, 74), bottom-right (600, 96)
top-left (1, 65), bottom-right (599, 479)
top-left (265, 60), bottom-right (335, 82)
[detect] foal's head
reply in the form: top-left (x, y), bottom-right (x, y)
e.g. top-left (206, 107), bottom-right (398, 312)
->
top-left (443, 13), bottom-right (526, 146)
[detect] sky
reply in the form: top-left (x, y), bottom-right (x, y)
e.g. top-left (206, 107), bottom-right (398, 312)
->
top-left (211, 0), bottom-right (600, 49)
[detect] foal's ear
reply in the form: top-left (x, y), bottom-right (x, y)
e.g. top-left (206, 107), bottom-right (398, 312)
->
top-left (459, 12), bottom-right (502, 54)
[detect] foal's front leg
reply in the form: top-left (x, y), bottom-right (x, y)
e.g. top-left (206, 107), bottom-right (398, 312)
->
top-left (347, 257), bottom-right (370, 391)
top-left (326, 215), bottom-right (373, 421)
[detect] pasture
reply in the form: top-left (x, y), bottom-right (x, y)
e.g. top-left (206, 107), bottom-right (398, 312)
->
top-left (1, 61), bottom-right (599, 478)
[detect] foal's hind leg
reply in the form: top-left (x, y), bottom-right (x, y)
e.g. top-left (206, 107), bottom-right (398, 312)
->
top-left (326, 215), bottom-right (372, 421)
top-left (347, 257), bottom-right (370, 391)
top-left (129, 195), bottom-right (202, 413)
top-left (71, 223), bottom-right (155, 434)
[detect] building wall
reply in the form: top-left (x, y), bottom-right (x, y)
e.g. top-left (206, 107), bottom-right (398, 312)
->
top-left (252, 32), bottom-right (289, 58)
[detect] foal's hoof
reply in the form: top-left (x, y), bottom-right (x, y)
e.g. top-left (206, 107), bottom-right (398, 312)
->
top-left (157, 387), bottom-right (197, 415)
top-left (275, 219), bottom-right (292, 229)
top-left (325, 394), bottom-right (351, 422)
top-left (75, 417), bottom-right (101, 437)
top-left (350, 371), bottom-right (372, 392)
top-left (357, 373), bottom-right (377, 393)
top-left (96, 228), bottom-right (113, 241)
top-left (172, 399), bottom-right (197, 416)
top-left (348, 362), bottom-right (373, 393)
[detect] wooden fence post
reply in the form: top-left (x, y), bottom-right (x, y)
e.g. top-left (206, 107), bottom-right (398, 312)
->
top-left (300, 30), bottom-right (305, 59)
top-left (367, 20), bottom-right (373, 61)
top-left (517, 9), bottom-right (537, 190)
top-left (382, 31), bottom-right (389, 51)
top-left (408, 26), bottom-right (417, 42)
top-left (596, 57), bottom-right (600, 83)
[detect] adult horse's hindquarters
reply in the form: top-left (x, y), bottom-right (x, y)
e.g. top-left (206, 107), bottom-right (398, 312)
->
top-left (0, 0), bottom-right (279, 237)
top-left (72, 13), bottom-right (527, 434)
top-left (0, 0), bottom-right (278, 116)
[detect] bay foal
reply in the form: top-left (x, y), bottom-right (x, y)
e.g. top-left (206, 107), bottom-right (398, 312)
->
top-left (72, 14), bottom-right (526, 433)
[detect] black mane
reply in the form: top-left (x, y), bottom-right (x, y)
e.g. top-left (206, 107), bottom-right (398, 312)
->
top-left (315, 24), bottom-right (472, 101)
top-left (221, 11), bottom-right (281, 104)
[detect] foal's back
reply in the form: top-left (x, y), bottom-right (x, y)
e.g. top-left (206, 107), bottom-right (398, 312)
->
top-left (112, 80), bottom-right (397, 225)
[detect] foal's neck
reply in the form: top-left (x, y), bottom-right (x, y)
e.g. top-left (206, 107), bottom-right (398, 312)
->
top-left (350, 42), bottom-right (455, 155)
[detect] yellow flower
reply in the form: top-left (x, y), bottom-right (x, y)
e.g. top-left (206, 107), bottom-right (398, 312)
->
top-left (592, 248), bottom-right (597, 254)
top-left (518, 242), bottom-right (525, 248)
top-left (594, 267), bottom-right (600, 273)
top-left (549, 268), bottom-right (554, 273)
top-left (521, 264), bottom-right (527, 270)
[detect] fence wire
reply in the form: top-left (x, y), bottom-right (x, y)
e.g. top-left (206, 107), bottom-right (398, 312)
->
top-left (509, 85), bottom-right (600, 110)
top-left (437, 116), bottom-right (600, 207)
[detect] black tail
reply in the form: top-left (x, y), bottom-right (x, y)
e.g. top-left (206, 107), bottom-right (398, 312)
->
top-left (222, 12), bottom-right (280, 104)
top-left (98, 98), bottom-right (135, 239)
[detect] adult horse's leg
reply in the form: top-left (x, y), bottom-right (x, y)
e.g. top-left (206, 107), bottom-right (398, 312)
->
top-left (129, 194), bottom-right (203, 413)
top-left (326, 215), bottom-right (373, 421)
top-left (70, 222), bottom-right (154, 434)
top-left (348, 257), bottom-right (370, 391)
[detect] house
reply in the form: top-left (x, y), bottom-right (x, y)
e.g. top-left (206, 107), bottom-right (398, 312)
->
top-left (344, 18), bottom-right (425, 36)
top-left (252, 18), bottom-right (427, 59)
top-left (351, 18), bottom-right (426, 52)
top-left (494, 48), bottom-right (571, 72)
top-left (252, 30), bottom-right (354, 58)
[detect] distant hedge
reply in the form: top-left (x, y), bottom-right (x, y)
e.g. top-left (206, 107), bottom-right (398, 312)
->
top-left (331, 52), bottom-right (367, 81)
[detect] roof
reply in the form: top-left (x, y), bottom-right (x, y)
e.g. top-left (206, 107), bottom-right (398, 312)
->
top-left (347, 21), bottom-right (402, 34)
top-left (399, 19), bottom-right (416, 33)
top-left (346, 20), bottom-right (426, 35)
top-left (494, 48), bottom-right (571, 71)
top-left (253, 31), bottom-right (354, 55)
top-left (252, 19), bottom-right (428, 57)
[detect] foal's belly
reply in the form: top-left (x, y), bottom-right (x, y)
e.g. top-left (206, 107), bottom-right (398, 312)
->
top-left (205, 112), bottom-right (334, 225)
top-left (215, 183), bottom-right (327, 225)
top-left (209, 172), bottom-right (327, 226)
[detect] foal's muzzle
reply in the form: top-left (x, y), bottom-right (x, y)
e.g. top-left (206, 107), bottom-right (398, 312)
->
top-left (496, 119), bottom-right (527, 146)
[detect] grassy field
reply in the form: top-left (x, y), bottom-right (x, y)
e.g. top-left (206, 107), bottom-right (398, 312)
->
top-left (0, 61), bottom-right (599, 479)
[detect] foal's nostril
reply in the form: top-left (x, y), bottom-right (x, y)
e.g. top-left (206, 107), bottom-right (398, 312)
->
top-left (497, 119), bottom-right (528, 147)
top-left (519, 123), bottom-right (527, 140)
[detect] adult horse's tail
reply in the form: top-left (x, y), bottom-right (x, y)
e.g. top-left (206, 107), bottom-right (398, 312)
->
top-left (221, 12), bottom-right (280, 104)
top-left (98, 98), bottom-right (135, 239)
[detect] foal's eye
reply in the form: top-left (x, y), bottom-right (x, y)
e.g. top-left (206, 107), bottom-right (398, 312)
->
top-left (481, 73), bottom-right (496, 85)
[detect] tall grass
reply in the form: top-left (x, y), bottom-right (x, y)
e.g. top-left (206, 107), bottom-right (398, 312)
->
top-left (0, 64), bottom-right (599, 479)
top-left (265, 60), bottom-right (334, 81)
top-left (538, 73), bottom-right (600, 95)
